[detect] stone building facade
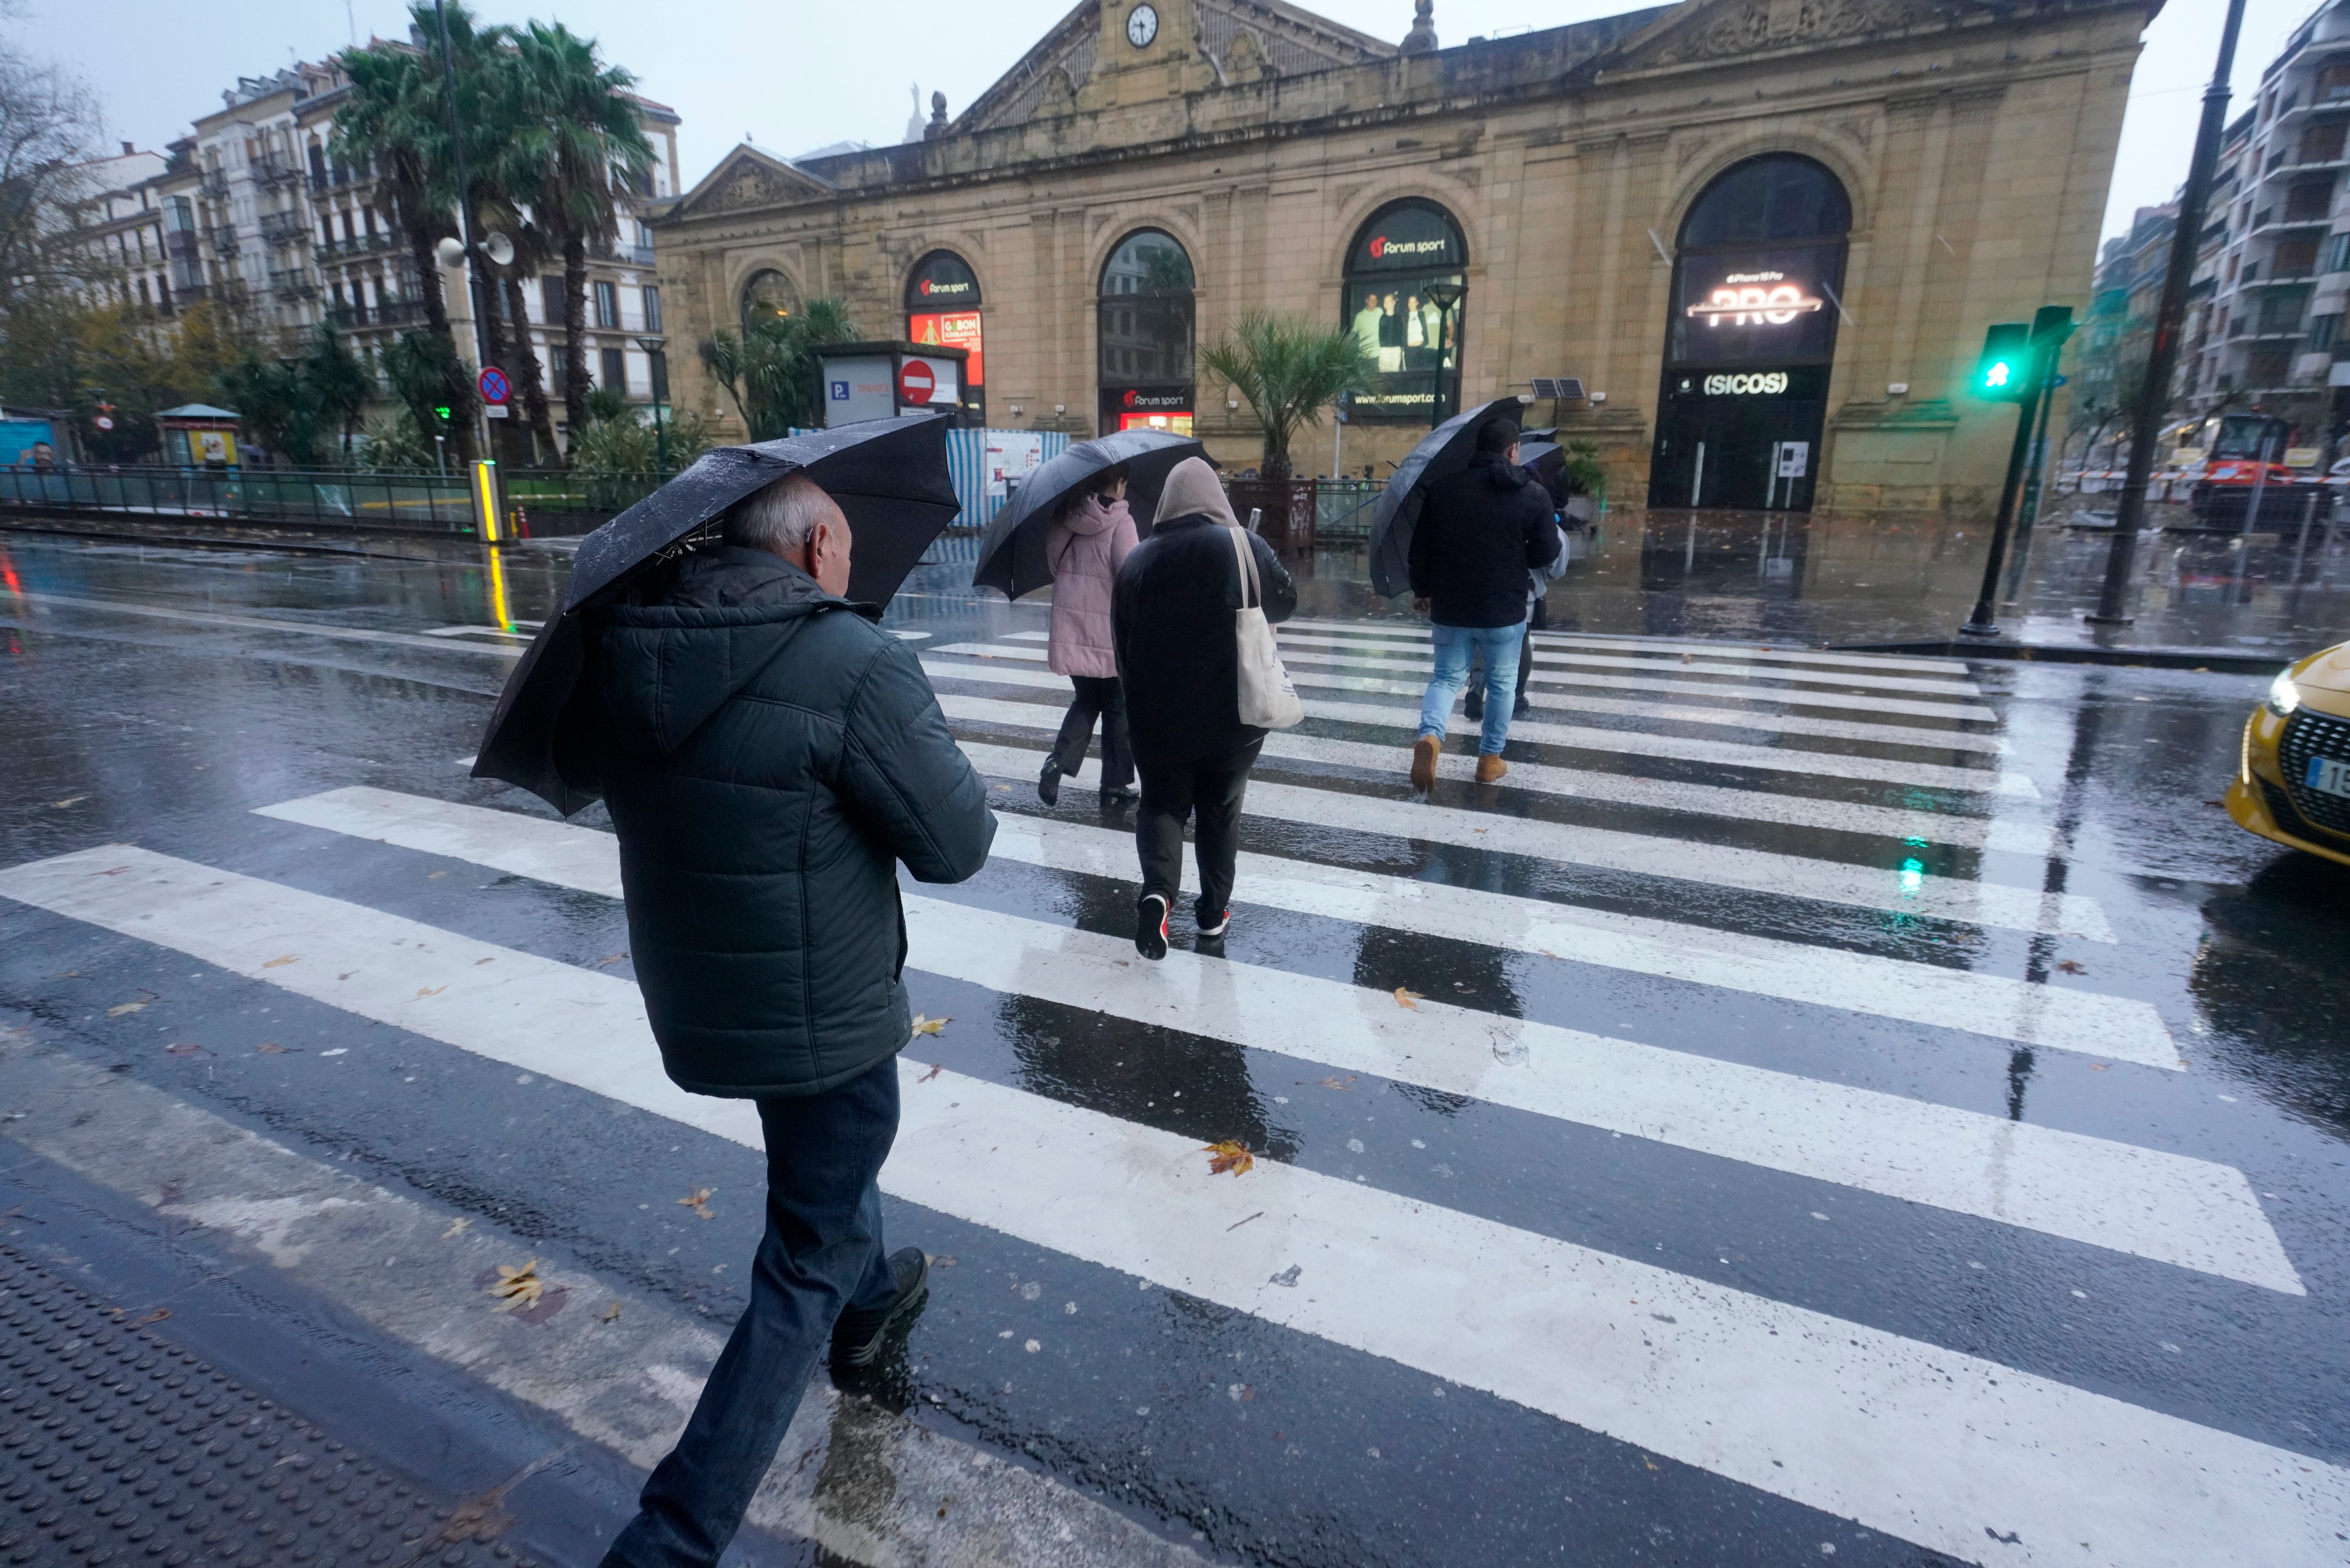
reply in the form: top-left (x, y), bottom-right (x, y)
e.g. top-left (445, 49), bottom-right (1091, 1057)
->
top-left (651, 0), bottom-right (2152, 516)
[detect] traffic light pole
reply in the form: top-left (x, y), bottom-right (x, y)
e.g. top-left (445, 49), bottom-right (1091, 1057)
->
top-left (1962, 368), bottom-right (2046, 638)
top-left (2087, 0), bottom-right (2248, 625)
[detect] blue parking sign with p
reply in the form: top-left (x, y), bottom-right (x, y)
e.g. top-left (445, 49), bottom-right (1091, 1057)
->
top-left (829, 380), bottom-right (849, 401)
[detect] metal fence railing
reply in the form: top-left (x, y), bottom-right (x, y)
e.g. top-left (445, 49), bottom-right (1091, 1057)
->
top-left (1313, 478), bottom-right (1384, 540)
top-left (0, 465), bottom-right (679, 538)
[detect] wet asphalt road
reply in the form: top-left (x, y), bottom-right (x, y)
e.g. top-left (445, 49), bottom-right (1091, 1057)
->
top-left (0, 530), bottom-right (2346, 1568)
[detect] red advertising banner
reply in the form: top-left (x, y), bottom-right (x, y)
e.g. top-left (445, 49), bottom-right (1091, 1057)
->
top-left (908, 310), bottom-right (984, 387)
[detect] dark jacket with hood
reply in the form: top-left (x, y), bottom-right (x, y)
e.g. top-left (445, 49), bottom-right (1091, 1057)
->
top-left (1407, 453), bottom-right (1562, 628)
top-left (1111, 458), bottom-right (1298, 767)
top-left (569, 544), bottom-right (995, 1100)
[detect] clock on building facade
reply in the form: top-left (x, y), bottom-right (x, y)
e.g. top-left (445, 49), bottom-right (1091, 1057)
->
top-left (1126, 5), bottom-right (1158, 47)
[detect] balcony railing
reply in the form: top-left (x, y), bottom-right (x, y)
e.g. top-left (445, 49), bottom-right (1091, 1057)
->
top-left (318, 232), bottom-right (397, 261)
top-left (603, 241), bottom-right (656, 266)
top-left (202, 225), bottom-right (240, 257)
top-left (163, 228), bottom-right (200, 259)
top-left (328, 299), bottom-right (427, 329)
top-left (268, 269), bottom-right (318, 301)
top-left (251, 156), bottom-right (302, 191)
top-left (257, 210), bottom-right (310, 246)
top-left (197, 170), bottom-right (228, 199)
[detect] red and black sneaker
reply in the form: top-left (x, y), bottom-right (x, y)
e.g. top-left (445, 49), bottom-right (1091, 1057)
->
top-left (1196, 907), bottom-right (1231, 939)
top-left (1136, 894), bottom-right (1170, 960)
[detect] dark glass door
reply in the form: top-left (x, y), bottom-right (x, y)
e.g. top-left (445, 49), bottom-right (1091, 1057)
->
top-left (1647, 365), bottom-right (1828, 510)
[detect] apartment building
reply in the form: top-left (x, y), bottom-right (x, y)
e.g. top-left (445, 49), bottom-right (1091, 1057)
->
top-left (60, 144), bottom-right (173, 314)
top-left (2180, 1), bottom-right (2350, 417)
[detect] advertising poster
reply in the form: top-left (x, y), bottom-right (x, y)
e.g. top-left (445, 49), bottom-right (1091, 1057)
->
top-left (908, 311), bottom-right (984, 387)
top-left (984, 431), bottom-right (1045, 506)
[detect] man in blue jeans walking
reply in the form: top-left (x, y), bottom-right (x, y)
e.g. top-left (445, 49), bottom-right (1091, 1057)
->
top-left (1406, 418), bottom-right (1562, 789)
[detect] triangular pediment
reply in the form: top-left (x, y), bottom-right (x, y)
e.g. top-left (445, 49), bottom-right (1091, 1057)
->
top-left (956, 0), bottom-right (1395, 135)
top-left (673, 145), bottom-right (835, 219)
top-left (1606, 0), bottom-right (1996, 74)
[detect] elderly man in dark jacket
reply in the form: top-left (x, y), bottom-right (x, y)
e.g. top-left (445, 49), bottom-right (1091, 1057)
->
top-left (573, 471), bottom-right (995, 1568)
top-left (1113, 457), bottom-right (1296, 959)
top-left (1406, 418), bottom-right (1560, 789)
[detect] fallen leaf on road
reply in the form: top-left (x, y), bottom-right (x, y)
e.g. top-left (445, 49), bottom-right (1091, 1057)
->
top-left (2055, 960), bottom-right (2086, 975)
top-left (1320, 1075), bottom-right (1356, 1091)
top-left (678, 1186), bottom-right (716, 1220)
top-left (415, 986), bottom-right (446, 998)
top-left (427, 871), bottom-right (447, 879)
top-left (51, 797), bottom-right (84, 808)
top-left (442, 1217), bottom-right (471, 1239)
top-left (164, 1042), bottom-right (206, 1058)
top-left (1203, 1141), bottom-right (1255, 1177)
top-left (1393, 987), bottom-right (1423, 1010)
top-left (129, 1308), bottom-right (170, 1328)
top-left (254, 1042), bottom-right (290, 1054)
top-left (593, 953), bottom-right (628, 967)
top-left (487, 1260), bottom-right (546, 1312)
top-left (262, 955), bottom-right (298, 969)
top-left (599, 1302), bottom-right (621, 1324)
top-left (105, 1001), bottom-right (147, 1018)
top-left (918, 1063), bottom-right (944, 1083)
top-left (2090, 1064), bottom-right (2109, 1071)
top-left (474, 957), bottom-right (495, 966)
top-left (47, 971), bottom-right (81, 979)
top-left (911, 1014), bottom-right (949, 1036)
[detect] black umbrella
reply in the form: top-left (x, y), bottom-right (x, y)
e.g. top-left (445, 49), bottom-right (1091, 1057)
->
top-left (1366, 397), bottom-right (1532, 598)
top-left (971, 429), bottom-right (1204, 599)
top-left (473, 415), bottom-right (960, 814)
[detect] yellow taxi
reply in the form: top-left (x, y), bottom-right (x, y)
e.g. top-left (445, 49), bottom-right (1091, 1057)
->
top-left (2227, 642), bottom-right (2350, 868)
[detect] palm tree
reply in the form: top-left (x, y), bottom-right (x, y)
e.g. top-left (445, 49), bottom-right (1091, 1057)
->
top-left (509, 21), bottom-right (653, 441)
top-left (335, 2), bottom-right (517, 467)
top-left (1200, 312), bottom-right (1376, 482)
top-left (699, 297), bottom-right (857, 440)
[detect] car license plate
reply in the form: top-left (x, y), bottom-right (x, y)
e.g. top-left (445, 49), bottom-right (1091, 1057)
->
top-left (2307, 755), bottom-right (2350, 799)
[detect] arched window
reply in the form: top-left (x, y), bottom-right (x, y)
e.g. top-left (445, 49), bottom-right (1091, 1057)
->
top-left (1342, 200), bottom-right (1467, 425)
top-left (1650, 155), bottom-right (1853, 512)
top-left (740, 268), bottom-right (800, 332)
top-left (1097, 229), bottom-right (1194, 433)
top-left (906, 251), bottom-right (984, 418)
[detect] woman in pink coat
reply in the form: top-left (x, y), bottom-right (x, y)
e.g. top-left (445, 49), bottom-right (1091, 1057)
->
top-left (1038, 467), bottom-right (1139, 805)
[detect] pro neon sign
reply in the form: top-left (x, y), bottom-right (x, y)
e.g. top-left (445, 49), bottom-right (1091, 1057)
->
top-left (1686, 271), bottom-right (1825, 327)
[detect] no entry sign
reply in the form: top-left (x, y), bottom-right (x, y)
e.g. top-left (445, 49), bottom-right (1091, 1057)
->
top-left (477, 367), bottom-right (511, 406)
top-left (896, 359), bottom-right (936, 405)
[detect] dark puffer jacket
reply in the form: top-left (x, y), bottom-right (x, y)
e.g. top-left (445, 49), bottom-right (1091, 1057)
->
top-left (570, 545), bottom-right (994, 1099)
top-left (1406, 454), bottom-right (1562, 628)
top-left (1112, 513), bottom-right (1298, 766)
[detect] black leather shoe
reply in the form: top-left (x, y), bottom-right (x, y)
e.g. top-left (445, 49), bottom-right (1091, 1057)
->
top-left (1512, 696), bottom-right (1533, 720)
top-left (832, 1248), bottom-right (930, 1369)
top-left (1037, 759), bottom-right (1062, 806)
top-left (1463, 693), bottom-right (1484, 721)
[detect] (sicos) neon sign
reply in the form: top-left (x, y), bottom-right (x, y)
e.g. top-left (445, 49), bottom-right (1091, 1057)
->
top-left (1686, 271), bottom-right (1825, 327)
top-left (1702, 372), bottom-right (1790, 395)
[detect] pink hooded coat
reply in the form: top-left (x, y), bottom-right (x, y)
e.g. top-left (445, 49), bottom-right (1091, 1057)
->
top-left (1045, 495), bottom-right (1138, 678)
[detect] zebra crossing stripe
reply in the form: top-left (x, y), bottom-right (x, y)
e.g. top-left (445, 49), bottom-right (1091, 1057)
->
top-left (929, 643), bottom-right (2003, 724)
top-left (245, 789), bottom-right (2244, 1277)
top-left (1272, 633), bottom-right (1987, 701)
top-left (940, 723), bottom-right (2104, 940)
top-left (970, 648), bottom-right (2009, 754)
top-left (924, 665), bottom-right (2048, 854)
top-left (936, 686), bottom-right (2032, 798)
top-left (0, 843), bottom-right (2336, 1567)
top-left (1275, 618), bottom-right (1976, 678)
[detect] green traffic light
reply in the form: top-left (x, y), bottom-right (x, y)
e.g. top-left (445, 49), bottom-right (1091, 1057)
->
top-left (1972, 323), bottom-right (2032, 403)
top-left (1984, 362), bottom-right (2013, 390)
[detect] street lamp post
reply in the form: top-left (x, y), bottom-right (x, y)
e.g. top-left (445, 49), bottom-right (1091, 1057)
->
top-left (636, 335), bottom-right (668, 473)
top-left (1423, 281), bottom-right (1464, 430)
top-left (432, 0), bottom-right (492, 458)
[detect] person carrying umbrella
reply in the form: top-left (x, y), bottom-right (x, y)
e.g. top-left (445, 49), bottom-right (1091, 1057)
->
top-left (1467, 443), bottom-right (1572, 725)
top-left (522, 449), bottom-right (996, 1568)
top-left (1406, 418), bottom-right (1560, 789)
top-left (1113, 457), bottom-right (1297, 959)
top-left (1036, 464), bottom-right (1139, 806)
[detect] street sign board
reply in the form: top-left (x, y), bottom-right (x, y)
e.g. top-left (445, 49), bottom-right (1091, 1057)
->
top-left (897, 359), bottom-right (935, 405)
top-left (477, 367), bottom-right (510, 406)
top-left (1775, 441), bottom-right (1809, 478)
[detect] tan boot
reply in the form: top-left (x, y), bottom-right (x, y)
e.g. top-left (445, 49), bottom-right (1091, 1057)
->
top-left (1410, 735), bottom-right (1441, 792)
top-left (1475, 752), bottom-right (1508, 784)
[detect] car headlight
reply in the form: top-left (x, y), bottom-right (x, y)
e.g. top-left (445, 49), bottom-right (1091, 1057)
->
top-left (2265, 670), bottom-right (2301, 717)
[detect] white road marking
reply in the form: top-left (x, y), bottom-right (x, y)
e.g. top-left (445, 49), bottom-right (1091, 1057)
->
top-left (1272, 632), bottom-right (1986, 701)
top-left (2, 844), bottom-right (2335, 1567)
top-left (246, 790), bottom-right (2233, 1273)
top-left (948, 728), bottom-right (2102, 940)
top-left (937, 686), bottom-right (2032, 798)
top-left (1276, 617), bottom-right (1977, 677)
top-left (977, 645), bottom-right (2009, 754)
top-left (9, 591), bottom-right (524, 658)
top-left (924, 663), bottom-right (2050, 855)
top-left (930, 642), bottom-right (2002, 724)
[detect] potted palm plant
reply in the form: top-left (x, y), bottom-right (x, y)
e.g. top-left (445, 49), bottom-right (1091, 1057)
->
top-left (1201, 312), bottom-right (1376, 552)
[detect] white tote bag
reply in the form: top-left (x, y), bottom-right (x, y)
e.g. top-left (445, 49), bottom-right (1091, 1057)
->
top-left (1229, 525), bottom-right (1305, 730)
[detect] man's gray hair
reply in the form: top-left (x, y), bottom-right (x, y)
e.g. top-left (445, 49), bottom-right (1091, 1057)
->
top-left (723, 472), bottom-right (835, 555)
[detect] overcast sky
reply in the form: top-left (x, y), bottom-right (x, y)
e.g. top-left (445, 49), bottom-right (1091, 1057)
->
top-left (5, 0), bottom-right (2304, 242)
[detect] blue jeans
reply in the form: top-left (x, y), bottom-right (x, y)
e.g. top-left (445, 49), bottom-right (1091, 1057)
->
top-left (601, 1056), bottom-right (902, 1567)
top-left (1418, 622), bottom-right (1526, 756)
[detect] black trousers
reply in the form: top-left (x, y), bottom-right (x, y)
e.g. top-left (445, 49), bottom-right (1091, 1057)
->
top-left (1468, 598), bottom-right (1544, 711)
top-left (1135, 740), bottom-right (1263, 923)
top-left (1049, 675), bottom-right (1134, 793)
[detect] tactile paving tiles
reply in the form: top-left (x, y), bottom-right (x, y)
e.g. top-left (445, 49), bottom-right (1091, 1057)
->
top-left (0, 1241), bottom-right (542, 1566)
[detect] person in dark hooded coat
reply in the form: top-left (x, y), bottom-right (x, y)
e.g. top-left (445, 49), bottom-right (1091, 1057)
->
top-left (1111, 456), bottom-right (1296, 960)
top-left (572, 470), bottom-right (995, 1568)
